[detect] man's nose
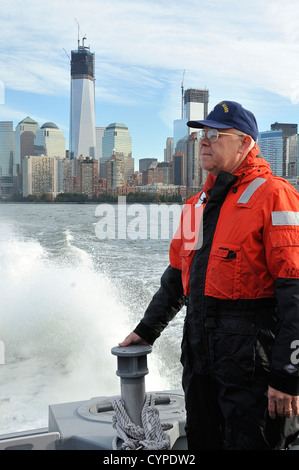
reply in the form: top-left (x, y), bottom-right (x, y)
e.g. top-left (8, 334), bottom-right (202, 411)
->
top-left (199, 136), bottom-right (209, 146)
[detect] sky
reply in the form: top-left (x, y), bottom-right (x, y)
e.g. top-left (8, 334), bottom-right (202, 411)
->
top-left (1, 0), bottom-right (299, 166)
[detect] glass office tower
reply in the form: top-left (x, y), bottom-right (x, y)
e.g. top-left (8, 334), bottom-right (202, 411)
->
top-left (270, 122), bottom-right (298, 177)
top-left (258, 130), bottom-right (283, 176)
top-left (34, 122), bottom-right (66, 159)
top-left (0, 121), bottom-right (14, 196)
top-left (102, 123), bottom-right (132, 162)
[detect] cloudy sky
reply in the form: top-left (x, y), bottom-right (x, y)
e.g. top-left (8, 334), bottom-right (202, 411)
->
top-left (1, 0), bottom-right (299, 164)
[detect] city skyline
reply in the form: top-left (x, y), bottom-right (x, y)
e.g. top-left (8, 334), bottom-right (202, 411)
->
top-left (1, 0), bottom-right (299, 163)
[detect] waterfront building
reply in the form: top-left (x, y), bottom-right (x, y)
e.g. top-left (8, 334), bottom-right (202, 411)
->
top-left (22, 155), bottom-right (59, 197)
top-left (80, 156), bottom-right (99, 198)
top-left (258, 130), bottom-right (283, 176)
top-left (0, 121), bottom-right (14, 196)
top-left (34, 122), bottom-right (66, 159)
top-left (63, 156), bottom-right (99, 198)
top-left (136, 182), bottom-right (186, 200)
top-left (164, 137), bottom-right (173, 163)
top-left (15, 116), bottom-right (39, 179)
top-left (95, 126), bottom-right (106, 174)
top-left (102, 123), bottom-right (132, 161)
top-left (270, 122), bottom-right (298, 177)
top-left (173, 151), bottom-right (184, 185)
top-left (141, 162), bottom-right (159, 185)
top-left (186, 132), bottom-right (205, 190)
top-left (106, 154), bottom-right (125, 189)
top-left (57, 158), bottom-right (72, 193)
top-left (175, 136), bottom-right (188, 185)
top-left (286, 134), bottom-right (298, 177)
top-left (123, 155), bottom-right (134, 180)
top-left (157, 162), bottom-right (173, 185)
top-left (101, 123), bottom-right (132, 177)
top-left (139, 158), bottom-right (158, 173)
top-left (69, 37), bottom-right (96, 159)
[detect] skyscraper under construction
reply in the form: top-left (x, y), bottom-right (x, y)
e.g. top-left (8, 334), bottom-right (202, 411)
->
top-left (184, 88), bottom-right (209, 123)
top-left (69, 36), bottom-right (96, 159)
top-left (173, 88), bottom-right (209, 149)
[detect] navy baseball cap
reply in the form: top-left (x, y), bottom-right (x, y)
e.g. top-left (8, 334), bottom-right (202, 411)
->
top-left (187, 101), bottom-right (258, 141)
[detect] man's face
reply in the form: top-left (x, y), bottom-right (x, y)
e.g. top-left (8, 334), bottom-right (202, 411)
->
top-left (199, 127), bottom-right (245, 176)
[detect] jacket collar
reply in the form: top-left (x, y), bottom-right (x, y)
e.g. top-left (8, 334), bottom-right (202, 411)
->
top-left (202, 143), bottom-right (272, 195)
top-left (234, 143), bottom-right (271, 177)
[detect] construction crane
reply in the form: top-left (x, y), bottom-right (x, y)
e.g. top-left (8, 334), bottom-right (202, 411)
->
top-left (63, 48), bottom-right (70, 60)
top-left (181, 70), bottom-right (185, 119)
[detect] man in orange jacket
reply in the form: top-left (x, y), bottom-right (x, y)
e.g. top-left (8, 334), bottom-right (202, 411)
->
top-left (120, 101), bottom-right (299, 450)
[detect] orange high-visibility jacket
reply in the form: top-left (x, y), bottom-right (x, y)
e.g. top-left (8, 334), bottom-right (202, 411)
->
top-left (169, 145), bottom-right (299, 300)
top-left (134, 145), bottom-right (299, 394)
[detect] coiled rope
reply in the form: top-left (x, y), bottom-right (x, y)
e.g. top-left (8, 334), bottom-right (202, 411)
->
top-left (111, 394), bottom-right (172, 450)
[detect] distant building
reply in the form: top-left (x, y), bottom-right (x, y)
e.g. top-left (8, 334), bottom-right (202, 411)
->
top-left (164, 137), bottom-right (173, 163)
top-left (173, 151), bottom-right (184, 185)
top-left (184, 88), bottom-right (209, 124)
top-left (174, 88), bottom-right (209, 149)
top-left (175, 136), bottom-right (188, 185)
top-left (34, 122), bottom-right (66, 159)
top-left (63, 156), bottom-right (99, 198)
top-left (157, 162), bottom-right (173, 185)
top-left (186, 132), bottom-right (204, 190)
top-left (22, 155), bottom-right (59, 197)
top-left (270, 122), bottom-right (298, 176)
top-left (101, 123), bottom-right (132, 177)
top-left (286, 134), bottom-right (298, 177)
top-left (58, 158), bottom-right (72, 193)
top-left (80, 157), bottom-right (99, 198)
top-left (139, 158), bottom-right (158, 173)
top-left (69, 38), bottom-right (96, 159)
top-left (107, 154), bottom-right (125, 189)
top-left (259, 130), bottom-right (284, 177)
top-left (173, 118), bottom-right (188, 152)
top-left (15, 116), bottom-right (40, 178)
top-left (0, 121), bottom-right (15, 196)
top-left (102, 123), bottom-right (132, 160)
top-left (95, 126), bottom-right (106, 174)
top-left (142, 163), bottom-right (159, 185)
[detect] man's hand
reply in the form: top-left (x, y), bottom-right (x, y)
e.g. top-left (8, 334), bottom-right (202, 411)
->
top-left (268, 386), bottom-right (299, 419)
top-left (119, 332), bottom-right (150, 347)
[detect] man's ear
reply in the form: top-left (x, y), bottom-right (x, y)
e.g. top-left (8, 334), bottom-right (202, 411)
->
top-left (240, 135), bottom-right (253, 154)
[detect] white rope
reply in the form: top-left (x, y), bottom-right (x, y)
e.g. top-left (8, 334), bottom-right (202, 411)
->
top-left (111, 394), bottom-right (172, 450)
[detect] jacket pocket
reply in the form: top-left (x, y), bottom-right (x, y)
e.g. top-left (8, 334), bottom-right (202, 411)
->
top-left (180, 319), bottom-right (194, 369)
top-left (209, 317), bottom-right (256, 385)
top-left (268, 228), bottom-right (299, 279)
top-left (205, 243), bottom-right (241, 299)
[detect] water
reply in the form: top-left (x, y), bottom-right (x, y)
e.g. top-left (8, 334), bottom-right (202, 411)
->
top-left (0, 203), bottom-right (185, 433)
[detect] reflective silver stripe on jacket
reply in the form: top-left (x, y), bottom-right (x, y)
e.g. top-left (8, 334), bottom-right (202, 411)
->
top-left (271, 211), bottom-right (299, 226)
top-left (237, 177), bottom-right (267, 204)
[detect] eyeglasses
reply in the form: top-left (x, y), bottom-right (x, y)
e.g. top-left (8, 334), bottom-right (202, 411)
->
top-left (198, 129), bottom-right (243, 143)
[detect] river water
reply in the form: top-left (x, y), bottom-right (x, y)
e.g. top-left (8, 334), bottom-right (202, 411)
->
top-left (0, 202), bottom-right (185, 433)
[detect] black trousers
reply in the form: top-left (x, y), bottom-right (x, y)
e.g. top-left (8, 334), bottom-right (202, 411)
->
top-left (182, 371), bottom-right (299, 450)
